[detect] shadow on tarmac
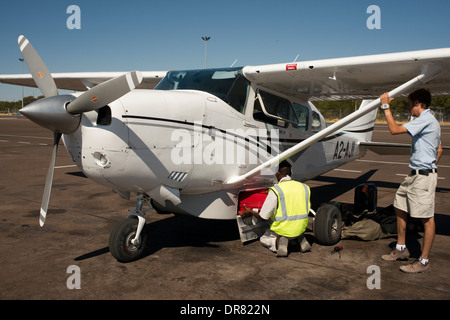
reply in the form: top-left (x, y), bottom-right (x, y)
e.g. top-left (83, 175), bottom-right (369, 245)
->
top-left (73, 168), bottom-right (450, 263)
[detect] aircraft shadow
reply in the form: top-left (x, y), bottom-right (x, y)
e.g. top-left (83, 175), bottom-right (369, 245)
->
top-left (74, 247), bottom-right (110, 261)
top-left (73, 214), bottom-right (240, 262)
top-left (74, 169), bottom-right (450, 262)
top-left (310, 169), bottom-right (450, 204)
top-left (309, 169), bottom-right (379, 207)
top-left (309, 169), bottom-right (450, 238)
top-left (66, 171), bottom-right (88, 178)
top-left (74, 209), bottom-right (450, 262)
top-left (143, 214), bottom-right (240, 257)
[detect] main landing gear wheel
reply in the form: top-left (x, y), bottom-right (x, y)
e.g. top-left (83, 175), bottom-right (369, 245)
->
top-left (313, 203), bottom-right (342, 246)
top-left (109, 218), bottom-right (148, 263)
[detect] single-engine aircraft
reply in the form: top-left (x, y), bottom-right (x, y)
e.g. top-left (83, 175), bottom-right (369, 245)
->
top-left (1, 35), bottom-right (450, 262)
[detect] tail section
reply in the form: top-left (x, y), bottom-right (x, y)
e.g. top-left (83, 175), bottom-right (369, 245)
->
top-left (340, 99), bottom-right (378, 142)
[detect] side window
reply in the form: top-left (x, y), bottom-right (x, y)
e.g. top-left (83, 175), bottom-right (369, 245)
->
top-left (312, 111), bottom-right (323, 131)
top-left (253, 97), bottom-right (278, 126)
top-left (293, 103), bottom-right (309, 131)
top-left (253, 90), bottom-right (298, 127)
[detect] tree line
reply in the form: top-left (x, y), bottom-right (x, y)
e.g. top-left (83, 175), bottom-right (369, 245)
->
top-left (0, 96), bottom-right (44, 114)
top-left (315, 96), bottom-right (450, 123)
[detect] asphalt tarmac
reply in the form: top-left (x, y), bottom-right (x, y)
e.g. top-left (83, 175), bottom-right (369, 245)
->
top-left (1, 116), bottom-right (449, 305)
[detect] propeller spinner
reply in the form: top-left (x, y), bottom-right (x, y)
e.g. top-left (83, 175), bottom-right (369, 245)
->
top-left (17, 35), bottom-right (143, 226)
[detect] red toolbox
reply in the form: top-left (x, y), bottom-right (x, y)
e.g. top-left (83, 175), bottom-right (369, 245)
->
top-left (237, 188), bottom-right (269, 214)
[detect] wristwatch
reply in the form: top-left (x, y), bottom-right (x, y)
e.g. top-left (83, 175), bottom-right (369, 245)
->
top-left (381, 104), bottom-right (390, 110)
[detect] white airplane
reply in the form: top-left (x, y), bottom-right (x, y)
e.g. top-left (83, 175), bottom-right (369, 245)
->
top-left (1, 35), bottom-right (450, 262)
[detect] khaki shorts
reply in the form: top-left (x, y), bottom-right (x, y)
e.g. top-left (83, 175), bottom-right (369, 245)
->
top-left (394, 172), bottom-right (437, 219)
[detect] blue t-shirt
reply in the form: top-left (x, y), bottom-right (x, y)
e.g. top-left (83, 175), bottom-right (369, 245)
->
top-left (403, 109), bottom-right (441, 170)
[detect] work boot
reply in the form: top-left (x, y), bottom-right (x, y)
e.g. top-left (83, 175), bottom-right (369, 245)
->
top-left (400, 260), bottom-right (430, 273)
top-left (299, 236), bottom-right (312, 253)
top-left (381, 247), bottom-right (410, 261)
top-left (276, 237), bottom-right (289, 257)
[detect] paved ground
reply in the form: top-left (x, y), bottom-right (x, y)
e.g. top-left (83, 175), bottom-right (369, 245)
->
top-left (0, 116), bottom-right (449, 307)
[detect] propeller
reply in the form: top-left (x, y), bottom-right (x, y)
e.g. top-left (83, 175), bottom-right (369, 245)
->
top-left (40, 132), bottom-right (61, 227)
top-left (66, 71), bottom-right (143, 113)
top-left (17, 35), bottom-right (143, 226)
top-left (18, 35), bottom-right (58, 98)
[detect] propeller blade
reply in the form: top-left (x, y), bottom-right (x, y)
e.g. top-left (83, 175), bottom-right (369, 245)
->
top-left (39, 132), bottom-right (62, 227)
top-left (66, 71), bottom-right (143, 114)
top-left (18, 35), bottom-right (58, 98)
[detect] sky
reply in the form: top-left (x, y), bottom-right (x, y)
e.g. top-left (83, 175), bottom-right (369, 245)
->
top-left (1, 0), bottom-right (450, 101)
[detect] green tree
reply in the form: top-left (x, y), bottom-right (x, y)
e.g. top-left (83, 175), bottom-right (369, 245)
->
top-left (0, 96), bottom-right (43, 113)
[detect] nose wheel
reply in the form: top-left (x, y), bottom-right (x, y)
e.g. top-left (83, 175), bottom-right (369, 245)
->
top-left (109, 194), bottom-right (152, 262)
top-left (109, 218), bottom-right (148, 262)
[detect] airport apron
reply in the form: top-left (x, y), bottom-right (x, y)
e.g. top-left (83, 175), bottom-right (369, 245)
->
top-left (269, 180), bottom-right (310, 238)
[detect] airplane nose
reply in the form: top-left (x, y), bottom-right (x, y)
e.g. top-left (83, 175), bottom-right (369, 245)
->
top-left (20, 95), bottom-right (81, 134)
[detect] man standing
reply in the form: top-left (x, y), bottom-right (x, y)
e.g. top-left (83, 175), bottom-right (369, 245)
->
top-left (380, 88), bottom-right (442, 273)
top-left (241, 161), bottom-right (311, 257)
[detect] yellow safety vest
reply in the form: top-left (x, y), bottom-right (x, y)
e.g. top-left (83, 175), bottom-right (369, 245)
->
top-left (269, 180), bottom-right (310, 238)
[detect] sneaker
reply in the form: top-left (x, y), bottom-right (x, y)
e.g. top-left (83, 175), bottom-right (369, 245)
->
top-left (381, 247), bottom-right (410, 261)
top-left (276, 237), bottom-right (289, 257)
top-left (400, 260), bottom-right (430, 273)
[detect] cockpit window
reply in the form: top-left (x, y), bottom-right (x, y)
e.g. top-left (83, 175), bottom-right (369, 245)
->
top-left (155, 67), bottom-right (249, 114)
top-left (312, 111), bottom-right (323, 131)
top-left (293, 103), bottom-right (309, 130)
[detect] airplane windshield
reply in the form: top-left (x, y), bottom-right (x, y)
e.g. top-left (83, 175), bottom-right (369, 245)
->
top-left (155, 67), bottom-right (249, 113)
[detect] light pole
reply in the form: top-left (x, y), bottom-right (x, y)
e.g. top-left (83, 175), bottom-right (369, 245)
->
top-left (18, 58), bottom-right (24, 111)
top-left (201, 36), bottom-right (210, 69)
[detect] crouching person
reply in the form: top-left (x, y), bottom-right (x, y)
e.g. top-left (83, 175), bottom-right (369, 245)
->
top-left (241, 160), bottom-right (312, 257)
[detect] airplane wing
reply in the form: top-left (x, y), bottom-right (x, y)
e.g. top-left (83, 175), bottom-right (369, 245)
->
top-left (225, 48), bottom-right (450, 185)
top-left (360, 141), bottom-right (413, 155)
top-left (0, 71), bottom-right (167, 91)
top-left (243, 48), bottom-right (450, 101)
top-left (360, 141), bottom-right (450, 155)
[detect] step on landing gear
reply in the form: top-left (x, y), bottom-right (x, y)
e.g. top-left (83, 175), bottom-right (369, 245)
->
top-left (109, 193), bottom-right (152, 262)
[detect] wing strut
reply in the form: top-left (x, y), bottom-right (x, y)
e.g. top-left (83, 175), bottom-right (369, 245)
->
top-left (224, 65), bottom-right (440, 185)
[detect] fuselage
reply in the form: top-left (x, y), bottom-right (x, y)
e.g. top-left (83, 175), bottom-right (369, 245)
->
top-left (62, 67), bottom-right (372, 219)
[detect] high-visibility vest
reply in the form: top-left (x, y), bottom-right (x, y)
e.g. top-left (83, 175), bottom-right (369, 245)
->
top-left (269, 180), bottom-right (310, 238)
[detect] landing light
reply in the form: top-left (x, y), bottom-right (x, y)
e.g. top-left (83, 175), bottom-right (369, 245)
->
top-left (93, 152), bottom-right (110, 168)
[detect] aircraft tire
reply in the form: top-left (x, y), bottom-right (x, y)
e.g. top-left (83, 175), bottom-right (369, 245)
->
top-left (313, 203), bottom-right (342, 245)
top-left (109, 218), bottom-right (148, 262)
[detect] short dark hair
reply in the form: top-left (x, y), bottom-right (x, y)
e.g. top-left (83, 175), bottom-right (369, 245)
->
top-left (408, 88), bottom-right (431, 108)
top-left (278, 160), bottom-right (292, 176)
